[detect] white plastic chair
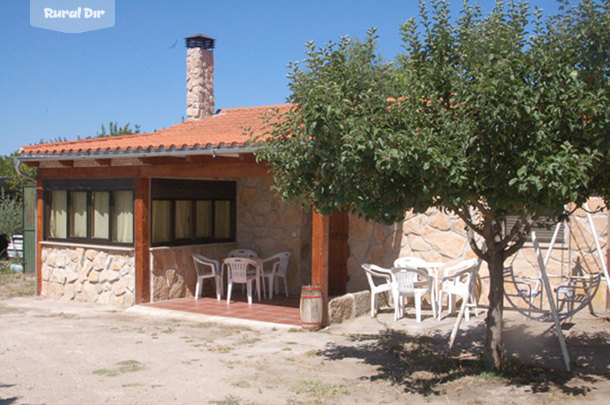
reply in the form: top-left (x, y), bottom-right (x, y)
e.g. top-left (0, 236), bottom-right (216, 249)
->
top-left (192, 254), bottom-right (222, 301)
top-left (226, 249), bottom-right (259, 294)
top-left (260, 252), bottom-right (291, 299)
top-left (361, 264), bottom-right (394, 317)
top-left (437, 259), bottom-right (480, 321)
top-left (227, 249), bottom-right (258, 258)
top-left (393, 256), bottom-right (428, 268)
top-left (392, 267), bottom-right (436, 322)
top-left (224, 257), bottom-right (260, 304)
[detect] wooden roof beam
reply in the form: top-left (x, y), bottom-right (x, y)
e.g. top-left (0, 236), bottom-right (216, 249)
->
top-left (138, 156), bottom-right (188, 165)
top-left (95, 159), bottom-right (111, 166)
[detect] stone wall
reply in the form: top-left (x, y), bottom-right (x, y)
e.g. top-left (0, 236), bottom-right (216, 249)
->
top-left (347, 198), bottom-right (608, 312)
top-left (236, 177), bottom-right (311, 295)
top-left (40, 245), bottom-right (135, 307)
top-left (151, 244), bottom-right (235, 302)
top-left (186, 47), bottom-right (214, 120)
top-left (150, 176), bottom-right (310, 302)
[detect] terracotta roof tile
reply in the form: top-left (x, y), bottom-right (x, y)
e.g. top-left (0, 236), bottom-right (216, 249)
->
top-left (19, 104), bottom-right (290, 157)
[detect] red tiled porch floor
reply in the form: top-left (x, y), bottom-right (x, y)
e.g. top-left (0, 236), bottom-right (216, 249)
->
top-left (143, 292), bottom-right (302, 326)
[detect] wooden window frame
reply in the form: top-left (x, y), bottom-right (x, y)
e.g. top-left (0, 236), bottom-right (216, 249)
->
top-left (150, 179), bottom-right (236, 247)
top-left (43, 179), bottom-right (134, 247)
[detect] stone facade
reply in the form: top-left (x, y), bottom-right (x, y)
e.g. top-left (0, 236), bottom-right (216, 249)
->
top-left (150, 176), bottom-right (310, 302)
top-left (40, 245), bottom-right (135, 307)
top-left (186, 47), bottom-right (214, 120)
top-left (151, 244), bottom-right (235, 302)
top-left (236, 177), bottom-right (311, 293)
top-left (328, 290), bottom-right (372, 324)
top-left (347, 198), bottom-right (608, 312)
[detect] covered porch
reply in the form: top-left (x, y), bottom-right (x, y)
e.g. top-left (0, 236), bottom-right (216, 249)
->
top-left (26, 150), bottom-right (346, 325)
top-left (143, 294), bottom-right (301, 326)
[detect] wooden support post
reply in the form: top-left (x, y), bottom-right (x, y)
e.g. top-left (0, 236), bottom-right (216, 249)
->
top-left (35, 177), bottom-right (44, 296)
top-left (311, 209), bottom-right (329, 326)
top-left (134, 176), bottom-right (150, 304)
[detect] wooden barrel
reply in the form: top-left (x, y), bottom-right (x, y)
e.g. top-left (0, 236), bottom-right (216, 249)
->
top-left (300, 285), bottom-right (323, 331)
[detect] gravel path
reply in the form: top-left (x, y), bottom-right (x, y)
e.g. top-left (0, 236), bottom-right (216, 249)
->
top-left (1, 296), bottom-right (608, 404)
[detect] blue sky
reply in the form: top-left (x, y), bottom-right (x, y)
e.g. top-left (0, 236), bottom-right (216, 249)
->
top-left (0, 0), bottom-right (571, 154)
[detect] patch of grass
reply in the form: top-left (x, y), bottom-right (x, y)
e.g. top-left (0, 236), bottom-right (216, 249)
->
top-left (292, 380), bottom-right (348, 404)
top-left (304, 350), bottom-right (319, 357)
top-left (231, 380), bottom-right (251, 388)
top-left (241, 336), bottom-right (262, 345)
top-left (288, 327), bottom-right (302, 333)
top-left (475, 371), bottom-right (506, 382)
top-left (208, 395), bottom-right (242, 405)
top-left (93, 368), bottom-right (119, 377)
top-left (93, 360), bottom-right (142, 377)
top-left (117, 360), bottom-right (142, 373)
top-left (209, 345), bottom-right (232, 353)
top-left (0, 265), bottom-right (34, 300)
top-left (282, 347), bottom-right (292, 351)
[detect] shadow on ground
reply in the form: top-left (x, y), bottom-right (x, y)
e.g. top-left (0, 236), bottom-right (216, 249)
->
top-left (319, 318), bottom-right (610, 397)
top-left (0, 383), bottom-right (17, 405)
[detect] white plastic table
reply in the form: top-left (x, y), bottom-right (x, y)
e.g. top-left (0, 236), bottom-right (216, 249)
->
top-left (403, 261), bottom-right (445, 318)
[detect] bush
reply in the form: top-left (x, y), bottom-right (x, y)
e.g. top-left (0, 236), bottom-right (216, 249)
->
top-left (0, 189), bottom-right (22, 237)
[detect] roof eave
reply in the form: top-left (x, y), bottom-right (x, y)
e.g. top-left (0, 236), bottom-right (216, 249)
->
top-left (17, 145), bottom-right (261, 162)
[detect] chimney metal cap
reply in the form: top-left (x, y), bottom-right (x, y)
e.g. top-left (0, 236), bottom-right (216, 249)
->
top-left (185, 34), bottom-right (215, 50)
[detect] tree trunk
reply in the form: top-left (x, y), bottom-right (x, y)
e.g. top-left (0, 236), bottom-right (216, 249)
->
top-left (484, 247), bottom-right (505, 370)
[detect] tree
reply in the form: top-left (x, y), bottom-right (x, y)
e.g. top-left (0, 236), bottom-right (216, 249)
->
top-left (0, 153), bottom-right (35, 195)
top-left (0, 190), bottom-right (22, 238)
top-left (4, 122), bottom-right (143, 198)
top-left (257, 0), bottom-right (608, 369)
top-left (95, 121), bottom-right (141, 137)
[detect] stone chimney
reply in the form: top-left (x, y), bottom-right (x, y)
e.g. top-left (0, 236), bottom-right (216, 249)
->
top-left (185, 34), bottom-right (215, 120)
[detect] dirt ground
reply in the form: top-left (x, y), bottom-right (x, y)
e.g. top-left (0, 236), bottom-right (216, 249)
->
top-left (0, 296), bottom-right (608, 405)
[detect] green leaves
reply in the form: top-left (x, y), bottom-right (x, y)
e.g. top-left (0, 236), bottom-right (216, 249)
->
top-left (256, 0), bottom-right (608, 228)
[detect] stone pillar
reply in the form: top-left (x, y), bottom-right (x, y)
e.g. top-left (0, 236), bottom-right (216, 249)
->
top-left (186, 46), bottom-right (214, 120)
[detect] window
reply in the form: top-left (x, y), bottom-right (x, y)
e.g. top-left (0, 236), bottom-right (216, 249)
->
top-left (49, 190), bottom-right (67, 238)
top-left (92, 191), bottom-right (110, 239)
top-left (151, 200), bottom-right (171, 243)
top-left (44, 179), bottom-right (134, 245)
top-left (69, 191), bottom-right (87, 238)
top-left (151, 179), bottom-right (236, 246)
top-left (504, 215), bottom-right (567, 246)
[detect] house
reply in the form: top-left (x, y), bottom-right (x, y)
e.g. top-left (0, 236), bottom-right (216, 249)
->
top-left (18, 34), bottom-right (608, 319)
top-left (17, 34), bottom-right (336, 311)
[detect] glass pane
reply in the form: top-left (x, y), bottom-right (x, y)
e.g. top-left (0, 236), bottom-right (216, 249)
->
top-left (195, 201), bottom-right (211, 238)
top-left (175, 200), bottom-right (192, 240)
top-left (112, 191), bottom-right (134, 243)
top-left (92, 191), bottom-right (109, 239)
top-left (214, 200), bottom-right (232, 239)
top-left (152, 200), bottom-right (171, 243)
top-left (69, 191), bottom-right (87, 238)
top-left (49, 191), bottom-right (67, 238)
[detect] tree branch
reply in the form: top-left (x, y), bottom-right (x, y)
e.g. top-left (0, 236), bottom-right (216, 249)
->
top-left (467, 227), bottom-right (488, 260)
